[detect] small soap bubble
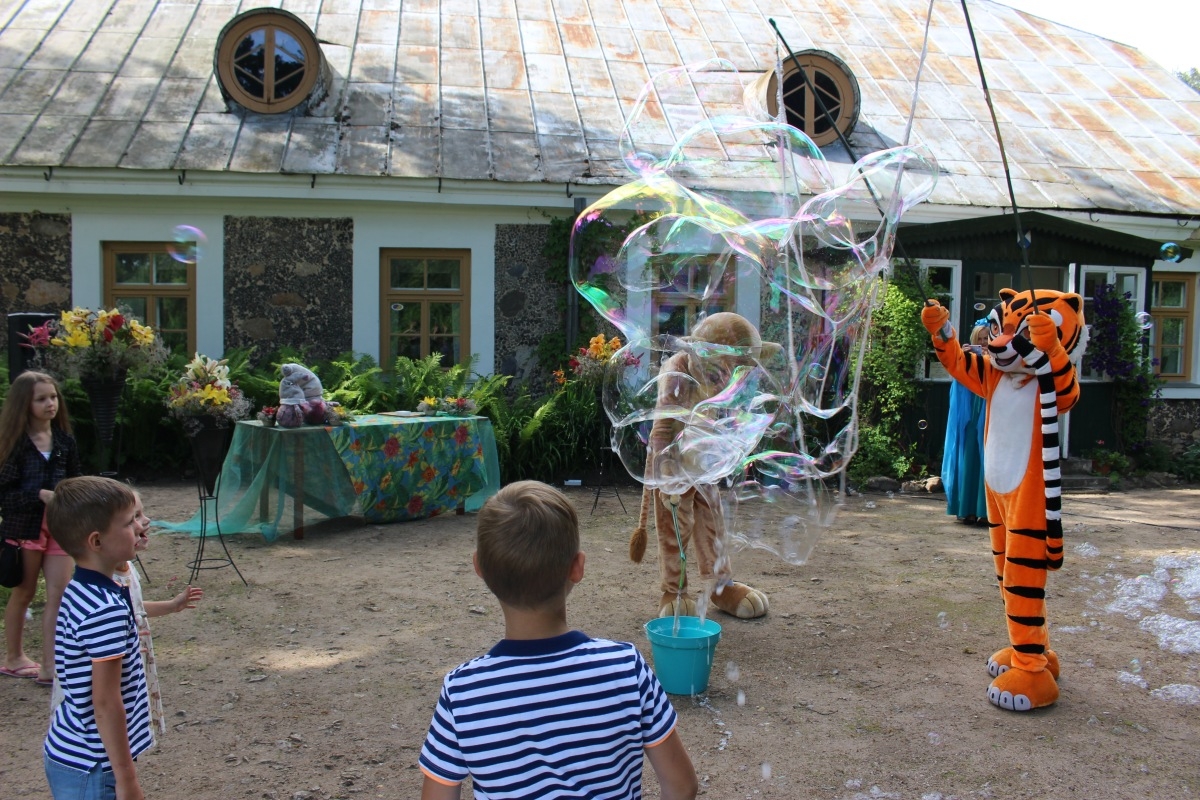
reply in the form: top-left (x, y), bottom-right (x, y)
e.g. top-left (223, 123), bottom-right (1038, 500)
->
top-left (725, 661), bottom-right (740, 682)
top-left (737, 690), bottom-right (746, 706)
top-left (761, 763), bottom-right (772, 779)
top-left (1160, 242), bottom-right (1183, 263)
top-left (927, 732), bottom-right (943, 745)
top-left (1130, 658), bottom-right (1141, 674)
top-left (168, 224), bottom-right (206, 264)
top-left (864, 501), bottom-right (876, 509)
top-left (917, 419), bottom-right (928, 430)
top-left (937, 611), bottom-right (949, 630)
top-left (1134, 312), bottom-right (1153, 331)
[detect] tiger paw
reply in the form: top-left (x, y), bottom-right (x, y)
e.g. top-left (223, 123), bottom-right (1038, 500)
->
top-left (988, 647), bottom-right (1060, 680)
top-left (987, 668), bottom-right (1059, 711)
top-left (658, 592), bottom-right (697, 618)
top-left (709, 582), bottom-right (769, 619)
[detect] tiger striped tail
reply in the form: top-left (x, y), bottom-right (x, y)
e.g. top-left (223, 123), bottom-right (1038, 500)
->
top-left (1016, 340), bottom-right (1064, 571)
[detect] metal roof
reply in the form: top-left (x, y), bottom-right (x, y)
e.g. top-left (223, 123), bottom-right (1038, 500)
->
top-left (1, 0), bottom-right (1199, 216)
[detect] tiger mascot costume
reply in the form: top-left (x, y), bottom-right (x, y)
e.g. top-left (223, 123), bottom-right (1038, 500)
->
top-left (922, 288), bottom-right (1087, 711)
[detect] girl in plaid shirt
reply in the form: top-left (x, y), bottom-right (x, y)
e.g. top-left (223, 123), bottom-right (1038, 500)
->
top-left (1, 371), bottom-right (81, 683)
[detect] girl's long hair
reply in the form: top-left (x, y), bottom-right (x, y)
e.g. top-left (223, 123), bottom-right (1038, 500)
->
top-left (0, 371), bottom-right (72, 465)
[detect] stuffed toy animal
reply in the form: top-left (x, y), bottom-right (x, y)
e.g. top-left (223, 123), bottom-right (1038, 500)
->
top-left (922, 288), bottom-right (1087, 711)
top-left (276, 363), bottom-right (327, 428)
top-left (630, 312), bottom-right (781, 620)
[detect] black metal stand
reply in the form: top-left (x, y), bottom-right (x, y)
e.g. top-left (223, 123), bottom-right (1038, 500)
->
top-left (590, 420), bottom-right (626, 516)
top-left (185, 424), bottom-right (246, 586)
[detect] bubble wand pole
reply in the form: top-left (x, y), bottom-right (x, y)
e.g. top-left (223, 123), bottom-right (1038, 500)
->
top-left (767, 18), bottom-right (934, 304)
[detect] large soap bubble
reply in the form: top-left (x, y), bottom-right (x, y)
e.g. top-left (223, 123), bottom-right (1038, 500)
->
top-left (572, 60), bottom-right (938, 565)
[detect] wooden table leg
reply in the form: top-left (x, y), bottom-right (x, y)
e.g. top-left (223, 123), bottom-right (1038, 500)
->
top-left (293, 436), bottom-right (306, 540)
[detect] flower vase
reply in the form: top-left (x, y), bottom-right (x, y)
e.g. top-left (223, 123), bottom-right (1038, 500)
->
top-left (188, 416), bottom-right (233, 498)
top-left (80, 370), bottom-right (128, 475)
top-left (81, 371), bottom-right (128, 445)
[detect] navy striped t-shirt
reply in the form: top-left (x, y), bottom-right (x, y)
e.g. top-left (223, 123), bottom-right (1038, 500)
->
top-left (419, 631), bottom-right (678, 800)
top-left (44, 567), bottom-right (152, 771)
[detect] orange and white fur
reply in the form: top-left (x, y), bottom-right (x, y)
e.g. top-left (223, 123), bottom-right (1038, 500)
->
top-left (628, 312), bottom-right (776, 620)
top-left (922, 289), bottom-right (1086, 711)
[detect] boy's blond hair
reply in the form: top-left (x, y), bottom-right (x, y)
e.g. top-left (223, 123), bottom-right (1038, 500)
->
top-left (47, 476), bottom-right (136, 558)
top-left (476, 480), bottom-right (579, 608)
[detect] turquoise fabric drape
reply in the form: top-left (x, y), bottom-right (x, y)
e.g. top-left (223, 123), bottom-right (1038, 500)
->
top-left (159, 415), bottom-right (500, 540)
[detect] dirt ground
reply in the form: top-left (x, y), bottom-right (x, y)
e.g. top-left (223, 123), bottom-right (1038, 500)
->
top-left (3, 480), bottom-right (1199, 800)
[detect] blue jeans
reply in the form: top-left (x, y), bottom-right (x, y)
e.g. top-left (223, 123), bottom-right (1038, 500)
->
top-left (44, 754), bottom-right (116, 800)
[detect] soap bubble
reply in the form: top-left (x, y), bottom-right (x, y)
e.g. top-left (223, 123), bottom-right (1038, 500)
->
top-left (725, 661), bottom-right (740, 682)
top-left (572, 59), bottom-right (938, 567)
top-left (168, 224), bottom-right (206, 264)
top-left (737, 690), bottom-right (746, 706)
top-left (1160, 242), bottom-right (1183, 263)
top-left (761, 763), bottom-right (773, 779)
top-left (917, 419), bottom-right (928, 430)
top-left (1134, 311), bottom-right (1153, 330)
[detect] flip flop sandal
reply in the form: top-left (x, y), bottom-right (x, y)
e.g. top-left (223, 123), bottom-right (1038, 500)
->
top-left (0, 664), bottom-right (39, 679)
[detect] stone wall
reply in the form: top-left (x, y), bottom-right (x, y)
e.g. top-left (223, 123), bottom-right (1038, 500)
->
top-left (1148, 398), bottom-right (1200, 455)
top-left (0, 212), bottom-right (72, 355)
top-left (493, 223), bottom-right (563, 390)
top-left (223, 216), bottom-right (353, 363)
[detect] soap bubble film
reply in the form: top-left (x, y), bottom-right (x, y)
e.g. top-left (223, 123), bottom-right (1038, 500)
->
top-left (571, 60), bottom-right (938, 565)
top-left (168, 224), bottom-right (207, 265)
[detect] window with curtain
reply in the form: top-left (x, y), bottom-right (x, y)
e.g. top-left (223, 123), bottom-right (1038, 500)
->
top-left (380, 249), bottom-right (470, 367)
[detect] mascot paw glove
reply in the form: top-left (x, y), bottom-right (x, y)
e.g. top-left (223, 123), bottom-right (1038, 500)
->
top-left (920, 301), bottom-right (950, 335)
top-left (1026, 313), bottom-right (1060, 353)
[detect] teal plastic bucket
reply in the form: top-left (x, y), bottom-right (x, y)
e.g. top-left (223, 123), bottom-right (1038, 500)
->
top-left (644, 616), bottom-right (722, 695)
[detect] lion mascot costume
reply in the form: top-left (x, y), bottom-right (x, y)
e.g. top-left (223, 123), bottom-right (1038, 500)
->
top-left (628, 312), bottom-right (781, 620)
top-left (922, 288), bottom-right (1087, 711)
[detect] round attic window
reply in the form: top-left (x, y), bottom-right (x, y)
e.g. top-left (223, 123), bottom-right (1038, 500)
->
top-left (761, 50), bottom-right (860, 147)
top-left (215, 9), bottom-right (325, 114)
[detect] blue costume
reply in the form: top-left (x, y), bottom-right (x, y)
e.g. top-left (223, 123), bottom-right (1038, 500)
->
top-left (942, 322), bottom-right (988, 522)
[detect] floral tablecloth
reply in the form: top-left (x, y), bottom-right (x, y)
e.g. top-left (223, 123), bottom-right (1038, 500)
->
top-left (161, 414), bottom-right (500, 540)
top-left (326, 414), bottom-right (491, 522)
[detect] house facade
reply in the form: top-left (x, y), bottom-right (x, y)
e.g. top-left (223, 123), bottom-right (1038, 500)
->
top-left (1, 0), bottom-right (1199, 452)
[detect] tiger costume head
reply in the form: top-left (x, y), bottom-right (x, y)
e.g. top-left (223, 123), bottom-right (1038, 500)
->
top-left (984, 288), bottom-right (1087, 373)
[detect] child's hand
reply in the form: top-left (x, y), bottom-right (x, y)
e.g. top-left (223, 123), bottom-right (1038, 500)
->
top-left (173, 586), bottom-right (204, 613)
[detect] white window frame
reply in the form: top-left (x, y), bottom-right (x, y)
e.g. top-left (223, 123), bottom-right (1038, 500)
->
top-left (1078, 265), bottom-right (1147, 383)
top-left (905, 258), bottom-right (962, 382)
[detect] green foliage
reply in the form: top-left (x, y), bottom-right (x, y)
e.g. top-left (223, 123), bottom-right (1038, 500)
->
top-left (1178, 67), bottom-right (1200, 94)
top-left (849, 424), bottom-right (916, 485)
top-left (1175, 443), bottom-right (1200, 482)
top-left (848, 268), bottom-right (928, 482)
top-left (506, 379), bottom-right (603, 483)
top-left (1084, 283), bottom-right (1163, 453)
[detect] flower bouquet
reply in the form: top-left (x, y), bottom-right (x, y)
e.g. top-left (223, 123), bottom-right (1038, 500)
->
top-left (24, 306), bottom-right (166, 381)
top-left (568, 333), bottom-right (640, 384)
top-left (417, 396), bottom-right (478, 416)
top-left (165, 353), bottom-right (252, 434)
top-left (256, 405), bottom-right (278, 427)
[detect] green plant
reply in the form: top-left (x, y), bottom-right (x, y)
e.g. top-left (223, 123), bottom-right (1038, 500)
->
top-left (848, 269), bottom-right (928, 482)
top-left (1086, 440), bottom-right (1131, 474)
top-left (1084, 283), bottom-right (1162, 453)
top-left (1176, 443), bottom-right (1200, 482)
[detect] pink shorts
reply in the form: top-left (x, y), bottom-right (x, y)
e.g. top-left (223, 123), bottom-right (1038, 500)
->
top-left (7, 513), bottom-right (67, 557)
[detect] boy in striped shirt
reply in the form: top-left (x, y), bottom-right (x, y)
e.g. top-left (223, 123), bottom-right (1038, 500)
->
top-left (43, 477), bottom-right (150, 800)
top-left (419, 480), bottom-right (698, 800)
